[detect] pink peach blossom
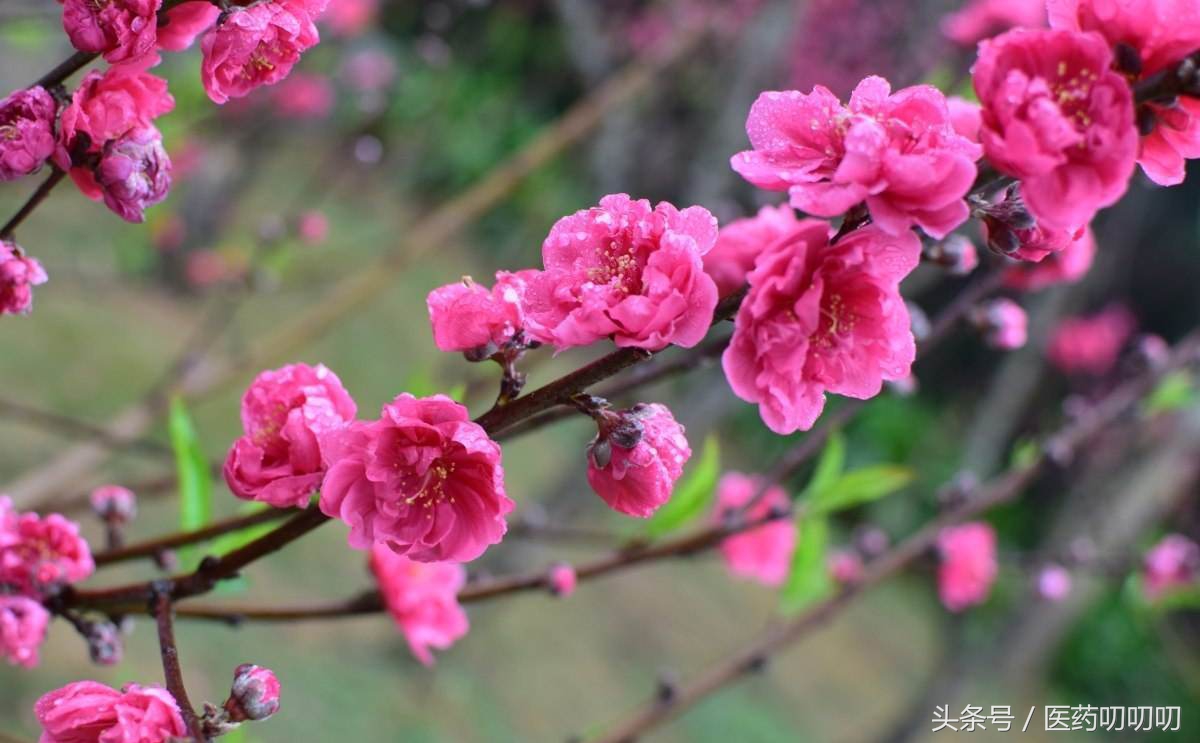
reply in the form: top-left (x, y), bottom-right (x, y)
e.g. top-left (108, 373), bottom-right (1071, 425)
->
top-left (937, 522), bottom-right (998, 612)
top-left (227, 664), bottom-right (280, 721)
top-left (976, 298), bottom-right (1028, 350)
top-left (703, 204), bottom-right (802, 297)
top-left (427, 271), bottom-right (534, 354)
top-left (1036, 563), bottom-right (1073, 601)
top-left (61, 0), bottom-right (161, 64)
top-left (0, 241), bottom-right (48, 317)
top-left (0, 498), bottom-right (93, 596)
top-left (224, 363), bottom-right (357, 508)
top-left (973, 29), bottom-right (1138, 231)
top-left (522, 194), bottom-right (719, 351)
top-left (369, 546), bottom-right (468, 665)
top-left (90, 485), bottom-right (137, 523)
top-left (1047, 305), bottom-right (1137, 375)
top-left (1048, 0), bottom-right (1200, 186)
top-left (1003, 226), bottom-right (1096, 291)
top-left (722, 222), bottom-right (920, 434)
top-left (946, 96), bottom-right (983, 143)
top-left (586, 403), bottom-right (690, 518)
top-left (200, 1), bottom-right (328, 104)
top-left (35, 681), bottom-right (186, 743)
top-left (272, 72), bottom-right (335, 119)
top-left (156, 1), bottom-right (220, 51)
top-left (320, 394), bottom-right (512, 563)
top-left (712, 472), bottom-right (796, 586)
top-left (93, 126), bottom-right (171, 223)
top-left (0, 87), bottom-right (58, 181)
top-left (1142, 533), bottom-right (1199, 600)
top-left (296, 210), bottom-right (329, 245)
top-left (0, 595), bottom-right (49, 668)
top-left (549, 563), bottom-right (577, 596)
top-left (941, 0), bottom-right (1047, 46)
top-left (324, 0), bottom-right (378, 37)
top-left (731, 77), bottom-right (982, 239)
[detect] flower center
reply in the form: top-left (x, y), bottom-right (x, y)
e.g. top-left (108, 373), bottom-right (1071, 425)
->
top-left (1052, 61), bottom-right (1099, 129)
top-left (586, 239), bottom-right (644, 294)
top-left (814, 292), bottom-right (857, 348)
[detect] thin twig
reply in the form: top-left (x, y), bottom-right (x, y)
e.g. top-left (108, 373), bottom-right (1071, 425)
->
top-left (151, 588), bottom-right (206, 742)
top-left (0, 396), bottom-right (171, 457)
top-left (94, 508), bottom-right (296, 567)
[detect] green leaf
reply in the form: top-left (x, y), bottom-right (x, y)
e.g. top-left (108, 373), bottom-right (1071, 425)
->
top-left (643, 436), bottom-right (720, 539)
top-left (799, 432), bottom-right (846, 501)
top-left (1143, 371), bottom-right (1195, 415)
top-left (168, 396), bottom-right (213, 567)
top-left (779, 515), bottom-right (831, 614)
top-left (1009, 437), bottom-right (1041, 470)
top-left (210, 505), bottom-right (279, 557)
top-left (809, 465), bottom-right (914, 515)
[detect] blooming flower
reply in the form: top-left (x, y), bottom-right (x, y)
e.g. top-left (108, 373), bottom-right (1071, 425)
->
top-left (0, 87), bottom-right (57, 182)
top-left (548, 563), bottom-right (577, 597)
top-left (35, 681), bottom-right (186, 743)
top-left (227, 664), bottom-right (281, 721)
top-left (1142, 533), bottom-right (1199, 600)
top-left (712, 472), bottom-right (796, 586)
top-left (1003, 226), bottom-right (1096, 291)
top-left (0, 595), bottom-right (49, 668)
top-left (320, 394), bottom-right (512, 562)
top-left (224, 363), bottom-right (358, 509)
top-left (93, 126), bottom-right (172, 223)
top-left (156, 1), bottom-right (220, 51)
top-left (1035, 563), bottom-right (1073, 602)
top-left (703, 203), bottom-right (802, 297)
top-left (0, 497), bottom-right (94, 596)
top-left (937, 522), bottom-right (998, 612)
top-left (975, 298), bottom-right (1028, 350)
top-left (722, 222), bottom-right (920, 434)
top-left (941, 0), bottom-right (1047, 46)
top-left (522, 194), bottom-right (719, 351)
top-left (586, 403), bottom-right (691, 518)
top-left (427, 271), bottom-right (534, 355)
top-left (0, 241), bottom-right (48, 317)
top-left (973, 29), bottom-right (1138, 231)
top-left (1047, 305), bottom-right (1137, 375)
top-left (61, 0), bottom-right (161, 64)
top-left (1048, 0), bottom-right (1200, 186)
top-left (369, 546), bottom-right (468, 665)
top-left (200, 1), bottom-right (328, 104)
top-left (90, 485), bottom-right (137, 523)
top-left (731, 77), bottom-right (982, 239)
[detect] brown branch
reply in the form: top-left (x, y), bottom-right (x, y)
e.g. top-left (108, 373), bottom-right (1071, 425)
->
top-left (30, 52), bottom-right (98, 91)
top-left (93, 507), bottom-right (295, 567)
top-left (0, 168), bottom-right (66, 240)
top-left (0, 396), bottom-right (171, 457)
top-left (151, 588), bottom-right (206, 742)
top-left (581, 331), bottom-right (1200, 743)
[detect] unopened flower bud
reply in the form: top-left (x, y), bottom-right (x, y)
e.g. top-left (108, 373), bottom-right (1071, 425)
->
top-left (828, 550), bottom-right (864, 584)
top-left (90, 485), bottom-right (137, 524)
top-left (548, 563), bottom-right (577, 597)
top-left (924, 235), bottom-right (979, 275)
top-left (1136, 334), bottom-right (1170, 369)
top-left (94, 126), bottom-right (171, 223)
top-left (86, 621), bottom-right (123, 666)
top-left (855, 527), bottom-right (891, 557)
top-left (1035, 563), bottom-right (1072, 602)
top-left (226, 664), bottom-right (281, 722)
top-left (973, 298), bottom-right (1027, 350)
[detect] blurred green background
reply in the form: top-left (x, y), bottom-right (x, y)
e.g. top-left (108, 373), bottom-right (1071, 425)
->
top-left (1, 1), bottom-right (1197, 741)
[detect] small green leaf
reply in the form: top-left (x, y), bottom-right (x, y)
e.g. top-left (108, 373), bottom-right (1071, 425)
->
top-left (809, 465), bottom-right (914, 515)
top-left (1143, 371), bottom-right (1194, 415)
top-left (1009, 437), bottom-right (1041, 470)
top-left (168, 396), bottom-right (213, 567)
top-left (780, 515), bottom-right (831, 614)
top-left (799, 432), bottom-right (846, 501)
top-left (644, 436), bottom-right (720, 539)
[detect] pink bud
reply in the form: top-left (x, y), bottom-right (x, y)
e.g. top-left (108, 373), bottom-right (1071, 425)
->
top-left (586, 403), bottom-right (690, 518)
top-left (548, 563), bottom-right (577, 597)
top-left (227, 664), bottom-right (281, 721)
top-left (1035, 563), bottom-right (1072, 602)
top-left (828, 550), bottom-right (864, 585)
top-left (295, 210), bottom-right (329, 245)
top-left (975, 298), bottom-right (1027, 351)
top-left (0, 241), bottom-right (48, 317)
top-left (1142, 534), bottom-right (1199, 601)
top-left (90, 485), bottom-right (137, 523)
top-left (937, 522), bottom-right (998, 612)
top-left (0, 596), bottom-right (50, 669)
